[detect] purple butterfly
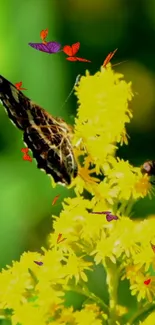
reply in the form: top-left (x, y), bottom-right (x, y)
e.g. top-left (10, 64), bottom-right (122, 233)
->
top-left (28, 41), bottom-right (61, 54)
top-left (106, 213), bottom-right (118, 222)
top-left (90, 211), bottom-right (118, 222)
top-left (34, 260), bottom-right (43, 266)
top-left (91, 211), bottom-right (111, 215)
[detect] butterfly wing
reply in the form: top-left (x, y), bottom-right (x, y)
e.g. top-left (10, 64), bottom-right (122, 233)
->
top-left (29, 42), bottom-right (61, 53)
top-left (15, 81), bottom-right (22, 88)
top-left (0, 75), bottom-right (31, 130)
top-left (63, 45), bottom-right (73, 56)
top-left (23, 123), bottom-right (78, 185)
top-left (66, 56), bottom-right (77, 61)
top-left (46, 42), bottom-right (61, 53)
top-left (106, 214), bottom-right (118, 222)
top-left (63, 42), bottom-right (80, 56)
top-left (66, 56), bottom-right (91, 62)
top-left (71, 42), bottom-right (80, 55)
top-left (40, 28), bottom-right (48, 41)
top-left (103, 48), bottom-right (118, 67)
top-left (21, 147), bottom-right (29, 154)
top-left (0, 74), bottom-right (78, 185)
top-left (29, 42), bottom-right (48, 52)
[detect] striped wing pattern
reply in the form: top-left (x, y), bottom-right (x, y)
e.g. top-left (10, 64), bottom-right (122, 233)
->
top-left (0, 75), bottom-right (78, 185)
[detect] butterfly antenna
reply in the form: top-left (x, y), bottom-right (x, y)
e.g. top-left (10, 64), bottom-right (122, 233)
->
top-left (59, 74), bottom-right (81, 112)
top-left (112, 60), bottom-right (128, 67)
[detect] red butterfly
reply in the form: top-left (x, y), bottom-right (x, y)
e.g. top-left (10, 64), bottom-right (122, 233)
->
top-left (63, 42), bottom-right (91, 62)
top-left (15, 81), bottom-right (27, 91)
top-left (52, 194), bottom-right (60, 206)
top-left (103, 48), bottom-right (118, 67)
top-left (21, 148), bottom-right (32, 162)
top-left (144, 279), bottom-right (151, 285)
top-left (40, 28), bottom-right (48, 44)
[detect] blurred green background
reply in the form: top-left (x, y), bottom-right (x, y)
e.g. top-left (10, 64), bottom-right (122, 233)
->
top-left (0, 0), bottom-right (155, 316)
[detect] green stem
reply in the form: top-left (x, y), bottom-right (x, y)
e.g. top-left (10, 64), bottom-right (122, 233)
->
top-left (105, 258), bottom-right (119, 325)
top-left (65, 284), bottom-right (109, 313)
top-left (128, 302), bottom-right (155, 325)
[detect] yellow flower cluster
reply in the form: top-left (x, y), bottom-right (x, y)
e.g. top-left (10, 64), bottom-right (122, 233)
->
top-left (0, 64), bottom-right (155, 324)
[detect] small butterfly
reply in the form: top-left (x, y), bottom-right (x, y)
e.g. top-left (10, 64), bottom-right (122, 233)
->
top-left (34, 261), bottom-right (43, 266)
top-left (52, 194), bottom-right (60, 206)
top-left (21, 148), bottom-right (32, 162)
top-left (29, 41), bottom-right (61, 54)
top-left (40, 28), bottom-right (48, 44)
top-left (150, 241), bottom-right (155, 253)
top-left (103, 48), bottom-right (118, 67)
top-left (144, 279), bottom-right (151, 285)
top-left (21, 147), bottom-right (29, 154)
top-left (90, 211), bottom-right (118, 222)
top-left (90, 211), bottom-right (111, 215)
top-left (106, 213), bottom-right (118, 222)
top-left (57, 233), bottom-right (66, 244)
top-left (15, 81), bottom-right (27, 91)
top-left (63, 42), bottom-right (91, 62)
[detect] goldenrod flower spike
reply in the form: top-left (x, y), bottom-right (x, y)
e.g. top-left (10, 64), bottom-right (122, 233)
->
top-left (0, 65), bottom-right (155, 325)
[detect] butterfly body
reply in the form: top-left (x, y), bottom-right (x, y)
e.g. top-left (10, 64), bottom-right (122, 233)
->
top-left (0, 75), bottom-right (78, 185)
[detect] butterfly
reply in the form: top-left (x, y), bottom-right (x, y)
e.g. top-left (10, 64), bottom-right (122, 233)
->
top-left (29, 41), bottom-right (61, 54)
top-left (57, 233), bottom-right (66, 244)
top-left (40, 28), bottom-right (48, 44)
top-left (21, 147), bottom-right (32, 162)
top-left (15, 81), bottom-right (27, 91)
top-left (34, 261), bottom-right (43, 266)
top-left (103, 48), bottom-right (118, 67)
top-left (52, 194), bottom-right (60, 206)
top-left (106, 213), bottom-right (118, 222)
top-left (150, 241), bottom-right (155, 253)
top-left (0, 75), bottom-right (78, 185)
top-left (63, 42), bottom-right (91, 62)
top-left (144, 279), bottom-right (151, 285)
top-left (90, 211), bottom-right (118, 222)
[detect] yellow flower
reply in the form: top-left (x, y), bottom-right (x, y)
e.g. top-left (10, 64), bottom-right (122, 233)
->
top-left (121, 264), bottom-right (143, 284)
top-left (74, 66), bottom-right (133, 175)
top-left (134, 173), bottom-right (153, 198)
top-left (74, 305), bottom-right (103, 325)
top-left (64, 254), bottom-right (92, 284)
top-left (0, 251), bottom-right (41, 310)
top-left (12, 303), bottom-right (46, 325)
top-left (91, 230), bottom-right (116, 264)
top-left (139, 311), bottom-right (155, 325)
top-left (0, 63), bottom-right (154, 325)
top-left (130, 274), bottom-right (155, 302)
top-left (104, 158), bottom-right (149, 201)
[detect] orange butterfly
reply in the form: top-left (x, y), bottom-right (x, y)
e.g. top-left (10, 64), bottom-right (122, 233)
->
top-left (57, 233), bottom-right (66, 244)
top-left (150, 241), bottom-right (155, 253)
top-left (52, 194), bottom-right (60, 206)
top-left (21, 147), bottom-right (29, 154)
top-left (40, 28), bottom-right (48, 44)
top-left (21, 148), bottom-right (32, 162)
top-left (103, 48), bottom-right (118, 67)
top-left (63, 42), bottom-right (91, 62)
top-left (15, 81), bottom-right (27, 91)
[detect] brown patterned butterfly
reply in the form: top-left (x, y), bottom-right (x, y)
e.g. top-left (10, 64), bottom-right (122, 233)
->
top-left (0, 75), bottom-right (78, 185)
